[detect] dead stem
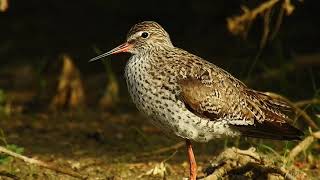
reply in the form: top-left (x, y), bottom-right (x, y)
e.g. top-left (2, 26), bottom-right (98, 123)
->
top-left (0, 146), bottom-right (86, 179)
top-left (288, 131), bottom-right (320, 161)
top-left (200, 147), bottom-right (296, 180)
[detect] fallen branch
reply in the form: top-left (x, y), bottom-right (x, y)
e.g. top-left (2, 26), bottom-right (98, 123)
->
top-left (227, 0), bottom-right (297, 40)
top-left (227, 0), bottom-right (280, 37)
top-left (294, 107), bottom-right (318, 130)
top-left (288, 131), bottom-right (320, 161)
top-left (200, 147), bottom-right (296, 180)
top-left (0, 146), bottom-right (86, 179)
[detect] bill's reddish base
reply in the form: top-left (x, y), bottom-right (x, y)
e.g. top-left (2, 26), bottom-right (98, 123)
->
top-left (186, 139), bottom-right (197, 180)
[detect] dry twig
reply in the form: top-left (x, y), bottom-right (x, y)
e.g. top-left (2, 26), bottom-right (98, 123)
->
top-left (200, 147), bottom-right (296, 180)
top-left (227, 0), bottom-right (299, 58)
top-left (288, 131), bottom-right (320, 161)
top-left (227, 0), bottom-right (296, 37)
top-left (227, 0), bottom-right (280, 37)
top-left (0, 146), bottom-right (86, 179)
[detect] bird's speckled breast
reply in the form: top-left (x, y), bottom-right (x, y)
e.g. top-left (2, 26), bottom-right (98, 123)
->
top-left (124, 54), bottom-right (238, 142)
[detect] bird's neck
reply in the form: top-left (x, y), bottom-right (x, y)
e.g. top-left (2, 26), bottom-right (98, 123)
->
top-left (134, 45), bottom-right (175, 59)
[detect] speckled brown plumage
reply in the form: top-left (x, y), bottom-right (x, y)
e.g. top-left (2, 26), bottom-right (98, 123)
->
top-left (125, 22), bottom-right (302, 141)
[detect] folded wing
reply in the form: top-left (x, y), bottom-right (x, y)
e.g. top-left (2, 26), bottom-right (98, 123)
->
top-left (178, 77), bottom-right (303, 140)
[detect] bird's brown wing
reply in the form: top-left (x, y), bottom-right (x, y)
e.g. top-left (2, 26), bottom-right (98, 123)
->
top-left (178, 77), bottom-right (303, 140)
top-left (178, 77), bottom-right (258, 124)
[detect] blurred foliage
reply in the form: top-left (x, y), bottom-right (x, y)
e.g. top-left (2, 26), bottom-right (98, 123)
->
top-left (0, 144), bottom-right (24, 165)
top-left (0, 130), bottom-right (24, 165)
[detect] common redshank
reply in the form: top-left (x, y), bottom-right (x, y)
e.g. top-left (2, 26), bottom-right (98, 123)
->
top-left (90, 21), bottom-right (303, 180)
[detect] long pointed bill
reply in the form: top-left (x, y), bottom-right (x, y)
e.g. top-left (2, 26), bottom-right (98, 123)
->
top-left (89, 42), bottom-right (132, 62)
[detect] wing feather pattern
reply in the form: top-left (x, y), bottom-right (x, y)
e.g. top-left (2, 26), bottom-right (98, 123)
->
top-left (178, 77), bottom-right (303, 140)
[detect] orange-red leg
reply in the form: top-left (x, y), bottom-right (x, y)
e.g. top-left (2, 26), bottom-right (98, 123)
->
top-left (186, 139), bottom-right (197, 180)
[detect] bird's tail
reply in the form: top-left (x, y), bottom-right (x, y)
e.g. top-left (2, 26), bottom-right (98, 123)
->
top-left (233, 117), bottom-right (304, 141)
top-left (233, 90), bottom-right (304, 140)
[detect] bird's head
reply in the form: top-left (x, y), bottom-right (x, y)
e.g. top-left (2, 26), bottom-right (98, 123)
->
top-left (90, 21), bottom-right (173, 62)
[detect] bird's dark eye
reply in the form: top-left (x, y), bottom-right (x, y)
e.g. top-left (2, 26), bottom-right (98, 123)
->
top-left (141, 32), bottom-right (149, 38)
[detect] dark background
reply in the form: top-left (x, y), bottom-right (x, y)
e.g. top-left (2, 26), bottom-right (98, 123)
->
top-left (0, 0), bottom-right (319, 106)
